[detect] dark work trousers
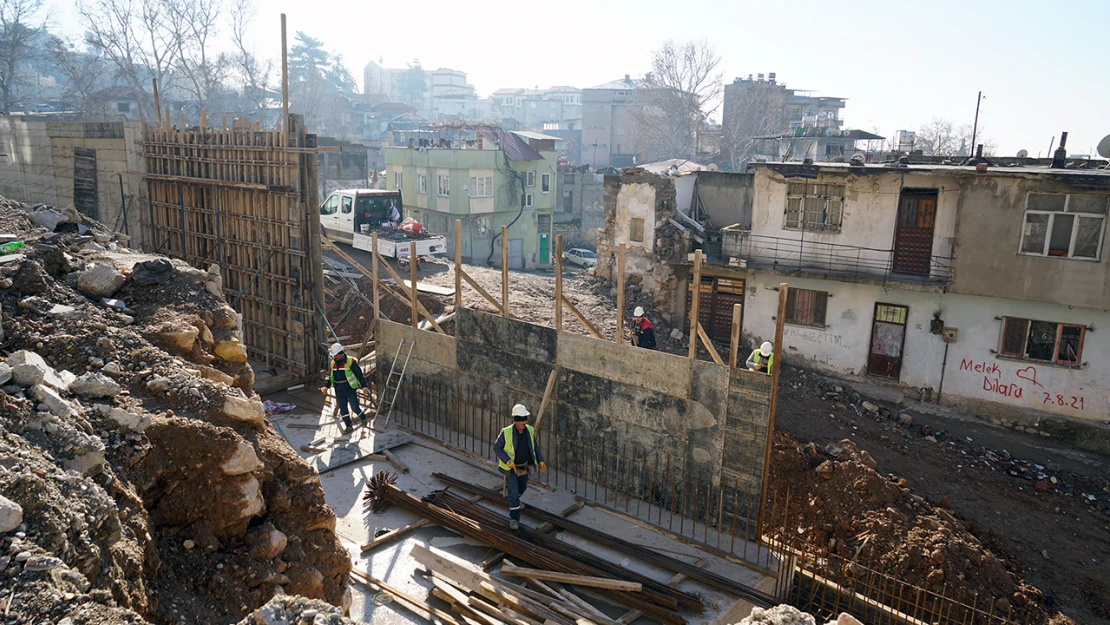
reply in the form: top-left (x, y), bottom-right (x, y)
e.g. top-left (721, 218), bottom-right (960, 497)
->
top-left (502, 468), bottom-right (530, 522)
top-left (335, 387), bottom-right (366, 428)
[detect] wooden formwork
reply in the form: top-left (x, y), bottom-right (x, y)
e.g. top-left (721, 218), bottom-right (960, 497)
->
top-left (139, 114), bottom-right (325, 376)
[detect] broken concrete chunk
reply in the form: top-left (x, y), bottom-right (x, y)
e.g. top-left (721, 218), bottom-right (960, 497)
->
top-left (670, 328), bottom-right (683, 341)
top-left (861, 401), bottom-right (879, 413)
top-left (108, 407), bottom-right (150, 433)
top-left (146, 376), bottom-right (172, 394)
top-left (222, 441), bottom-right (262, 475)
top-left (29, 384), bottom-right (75, 417)
top-left (69, 372), bottom-right (122, 398)
top-left (214, 338), bottom-right (248, 363)
top-left (0, 494), bottom-right (22, 533)
top-left (100, 298), bottom-right (134, 314)
top-left (130, 258), bottom-right (175, 285)
top-left (101, 362), bottom-right (123, 376)
top-left (738, 605), bottom-right (816, 625)
top-left (0, 363), bottom-right (10, 385)
top-left (150, 323), bottom-right (200, 352)
top-left (9, 350), bottom-right (68, 390)
top-left (223, 395), bottom-right (265, 425)
top-left (29, 209), bottom-right (70, 232)
top-left (77, 264), bottom-right (126, 299)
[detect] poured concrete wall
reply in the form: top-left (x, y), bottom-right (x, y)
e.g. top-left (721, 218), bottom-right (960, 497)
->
top-left (377, 307), bottom-right (774, 494)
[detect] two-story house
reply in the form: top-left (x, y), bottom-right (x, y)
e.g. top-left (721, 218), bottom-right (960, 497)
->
top-left (730, 161), bottom-right (1108, 429)
top-left (384, 129), bottom-right (558, 268)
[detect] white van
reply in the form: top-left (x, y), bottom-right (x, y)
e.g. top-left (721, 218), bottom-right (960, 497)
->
top-left (320, 189), bottom-right (447, 263)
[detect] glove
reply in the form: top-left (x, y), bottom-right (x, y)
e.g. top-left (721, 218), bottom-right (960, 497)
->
top-left (320, 387), bottom-right (328, 395)
top-left (538, 462), bottom-right (547, 473)
top-left (505, 461), bottom-right (515, 470)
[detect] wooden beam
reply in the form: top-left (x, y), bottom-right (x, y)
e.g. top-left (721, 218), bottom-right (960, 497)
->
top-left (614, 558), bottom-right (708, 625)
top-left (501, 225), bottom-right (509, 317)
top-left (499, 563), bottom-right (642, 592)
top-left (455, 219), bottom-right (463, 310)
top-left (357, 318), bottom-right (377, 362)
top-left (410, 241), bottom-right (418, 328)
top-left (460, 269), bottom-right (507, 316)
top-left (688, 250), bottom-right (703, 360)
top-left (696, 322), bottom-right (724, 366)
top-left (729, 303), bottom-right (742, 369)
top-left (757, 283), bottom-right (788, 537)
top-left (554, 235), bottom-right (563, 331)
top-left (151, 77), bottom-right (161, 125)
top-left (540, 580), bottom-right (620, 625)
top-left (280, 13), bottom-right (289, 142)
top-left (350, 570), bottom-right (465, 625)
top-left (615, 243), bottom-right (625, 344)
top-left (372, 232), bottom-right (380, 321)
top-left (561, 295), bottom-right (603, 340)
top-left (384, 449), bottom-right (410, 474)
top-left (532, 369), bottom-right (558, 436)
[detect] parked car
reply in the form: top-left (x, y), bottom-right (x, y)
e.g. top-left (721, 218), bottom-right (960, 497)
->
top-left (563, 248), bottom-right (597, 268)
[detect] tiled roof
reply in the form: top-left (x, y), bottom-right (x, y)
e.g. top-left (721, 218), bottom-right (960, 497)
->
top-left (479, 128), bottom-right (543, 161)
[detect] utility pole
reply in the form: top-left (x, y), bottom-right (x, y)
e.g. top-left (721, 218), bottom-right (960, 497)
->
top-left (970, 91), bottom-right (982, 156)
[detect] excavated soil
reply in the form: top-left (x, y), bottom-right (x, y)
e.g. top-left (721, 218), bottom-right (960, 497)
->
top-left (0, 199), bottom-right (350, 624)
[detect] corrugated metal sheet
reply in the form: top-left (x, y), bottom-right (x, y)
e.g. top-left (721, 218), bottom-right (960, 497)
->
top-left (479, 129), bottom-right (543, 161)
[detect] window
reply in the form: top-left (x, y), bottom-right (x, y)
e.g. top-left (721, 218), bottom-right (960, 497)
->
top-left (785, 182), bottom-right (844, 231)
top-left (341, 196), bottom-right (353, 214)
top-left (417, 174), bottom-right (427, 194)
top-left (469, 176), bottom-right (493, 197)
top-left (999, 317), bottom-right (1084, 366)
top-left (541, 173), bottom-right (551, 193)
top-left (320, 195), bottom-right (339, 215)
top-left (522, 193), bottom-right (534, 208)
top-left (526, 171), bottom-right (536, 187)
top-left (438, 175), bottom-right (450, 196)
top-left (393, 171), bottom-right (402, 190)
top-left (785, 288), bottom-right (828, 327)
top-left (630, 217), bottom-right (645, 243)
top-left (1019, 193), bottom-right (1107, 260)
top-left (117, 102), bottom-right (130, 113)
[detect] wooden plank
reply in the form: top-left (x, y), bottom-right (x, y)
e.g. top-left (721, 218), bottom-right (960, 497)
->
top-left (349, 569), bottom-right (465, 625)
top-left (461, 269), bottom-right (507, 316)
top-left (729, 303), bottom-right (742, 369)
top-left (384, 449), bottom-right (410, 474)
top-left (696, 322), bottom-right (724, 366)
top-left (757, 283), bottom-right (788, 537)
top-left (532, 369), bottom-right (558, 435)
top-left (614, 558), bottom-right (708, 625)
top-left (400, 279), bottom-right (456, 296)
top-left (688, 250), bottom-right (702, 360)
top-left (500, 563), bottom-right (642, 592)
top-left (561, 296), bottom-right (604, 340)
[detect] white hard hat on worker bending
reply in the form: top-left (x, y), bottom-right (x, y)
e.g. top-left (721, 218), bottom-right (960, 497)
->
top-left (511, 404), bottom-right (530, 418)
top-left (760, 341), bottom-right (773, 356)
top-left (633, 306), bottom-right (644, 317)
top-left (329, 342), bottom-right (344, 357)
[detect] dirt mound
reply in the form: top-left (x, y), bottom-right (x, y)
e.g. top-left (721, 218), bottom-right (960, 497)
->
top-left (0, 200), bottom-right (350, 624)
top-left (769, 431), bottom-right (1058, 624)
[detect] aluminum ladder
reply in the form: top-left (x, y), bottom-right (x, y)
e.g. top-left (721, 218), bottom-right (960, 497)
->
top-left (371, 339), bottom-right (413, 431)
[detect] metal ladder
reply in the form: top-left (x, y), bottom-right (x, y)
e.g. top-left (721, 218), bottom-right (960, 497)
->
top-left (371, 339), bottom-right (413, 431)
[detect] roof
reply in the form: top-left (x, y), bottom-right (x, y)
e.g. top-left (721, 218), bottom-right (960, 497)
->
top-left (546, 86), bottom-right (581, 93)
top-left (585, 76), bottom-right (646, 91)
top-left (479, 128), bottom-right (544, 161)
top-left (493, 88), bottom-right (525, 96)
top-left (755, 129), bottom-right (885, 140)
top-left (511, 131), bottom-right (562, 141)
top-left (640, 159), bottom-right (707, 175)
top-left (90, 85), bottom-right (140, 100)
top-left (747, 161), bottom-right (1110, 188)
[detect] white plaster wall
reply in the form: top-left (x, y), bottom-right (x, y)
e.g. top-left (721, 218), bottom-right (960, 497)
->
top-left (743, 271), bottom-right (1110, 423)
top-left (614, 182), bottom-right (656, 251)
top-left (674, 175), bottom-right (696, 215)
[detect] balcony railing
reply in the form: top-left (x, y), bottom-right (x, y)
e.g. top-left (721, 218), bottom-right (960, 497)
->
top-left (721, 229), bottom-right (952, 287)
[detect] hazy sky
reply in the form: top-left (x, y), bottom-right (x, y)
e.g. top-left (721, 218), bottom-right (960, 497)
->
top-left (54, 0), bottom-right (1110, 157)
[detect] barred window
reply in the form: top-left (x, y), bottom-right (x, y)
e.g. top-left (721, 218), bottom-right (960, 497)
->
top-left (784, 182), bottom-right (844, 232)
top-left (999, 317), bottom-right (1084, 366)
top-left (785, 288), bottom-right (828, 327)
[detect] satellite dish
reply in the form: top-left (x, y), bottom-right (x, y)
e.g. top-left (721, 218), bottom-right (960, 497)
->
top-left (1016, 149), bottom-right (1029, 158)
top-left (1097, 134), bottom-right (1110, 159)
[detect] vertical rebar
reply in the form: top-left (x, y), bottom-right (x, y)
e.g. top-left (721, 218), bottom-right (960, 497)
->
top-left (667, 455), bottom-right (675, 530)
top-left (729, 477), bottom-right (739, 554)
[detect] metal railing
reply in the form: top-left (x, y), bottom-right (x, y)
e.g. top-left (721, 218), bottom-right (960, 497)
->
top-left (722, 230), bottom-right (953, 287)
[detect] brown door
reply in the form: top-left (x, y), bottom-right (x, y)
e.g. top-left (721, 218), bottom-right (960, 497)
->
top-left (892, 189), bottom-right (937, 274)
top-left (868, 303), bottom-right (908, 379)
top-left (685, 276), bottom-right (745, 342)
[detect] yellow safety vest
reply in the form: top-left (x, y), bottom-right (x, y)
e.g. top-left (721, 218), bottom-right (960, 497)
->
top-left (330, 358), bottom-right (360, 389)
top-left (498, 424), bottom-right (537, 472)
top-left (750, 350), bottom-right (774, 370)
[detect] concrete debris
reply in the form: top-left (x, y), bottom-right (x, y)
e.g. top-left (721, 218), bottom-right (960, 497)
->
top-left (107, 406), bottom-right (151, 432)
top-left (235, 595), bottom-right (354, 625)
top-left (0, 362), bottom-right (10, 385)
top-left (737, 604), bottom-right (816, 624)
top-left (215, 338), bottom-right (249, 363)
top-left (28, 208), bottom-right (71, 231)
top-left (68, 371), bottom-right (122, 398)
top-left (77, 263), bottom-right (126, 299)
top-left (0, 494), bottom-right (22, 533)
top-left (130, 257), bottom-right (175, 285)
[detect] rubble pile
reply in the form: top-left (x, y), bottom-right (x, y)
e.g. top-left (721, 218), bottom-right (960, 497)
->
top-left (769, 431), bottom-right (1054, 623)
top-left (735, 605), bottom-right (862, 625)
top-left (0, 199), bottom-right (350, 624)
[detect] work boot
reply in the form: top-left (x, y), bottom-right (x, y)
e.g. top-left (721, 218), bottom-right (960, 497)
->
top-left (509, 520), bottom-right (519, 530)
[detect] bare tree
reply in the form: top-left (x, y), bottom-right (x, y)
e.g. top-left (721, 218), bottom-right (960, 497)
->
top-left (913, 117), bottom-right (996, 157)
top-left (0, 0), bottom-right (46, 114)
top-left (49, 35), bottom-right (110, 115)
top-left (627, 39), bottom-right (722, 163)
top-left (163, 0), bottom-right (228, 111)
top-left (229, 0), bottom-right (270, 112)
top-left (719, 79), bottom-right (786, 169)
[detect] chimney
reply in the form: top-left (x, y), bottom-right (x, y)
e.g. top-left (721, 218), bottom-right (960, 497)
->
top-left (976, 144), bottom-right (983, 158)
top-left (624, 74), bottom-right (630, 81)
top-left (768, 72), bottom-right (776, 83)
top-left (757, 73), bottom-right (764, 81)
top-left (1051, 132), bottom-right (1068, 168)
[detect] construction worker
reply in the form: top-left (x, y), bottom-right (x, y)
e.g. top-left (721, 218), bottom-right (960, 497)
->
top-left (322, 343), bottom-right (370, 431)
top-left (493, 404), bottom-right (546, 530)
top-left (746, 341), bottom-right (774, 374)
top-left (629, 306), bottom-right (656, 349)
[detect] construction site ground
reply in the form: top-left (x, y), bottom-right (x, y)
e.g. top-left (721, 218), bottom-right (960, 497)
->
top-left (264, 384), bottom-right (778, 625)
top-left (319, 245), bottom-right (1110, 625)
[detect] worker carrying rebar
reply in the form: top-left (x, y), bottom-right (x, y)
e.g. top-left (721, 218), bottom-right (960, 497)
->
top-left (494, 403), bottom-right (546, 530)
top-left (322, 342), bottom-right (370, 431)
top-left (746, 341), bottom-right (774, 374)
top-left (629, 306), bottom-right (656, 349)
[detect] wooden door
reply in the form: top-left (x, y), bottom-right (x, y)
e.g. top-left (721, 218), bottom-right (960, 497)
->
top-left (685, 276), bottom-right (745, 342)
top-left (892, 189), bottom-right (937, 275)
top-left (868, 303), bottom-right (908, 379)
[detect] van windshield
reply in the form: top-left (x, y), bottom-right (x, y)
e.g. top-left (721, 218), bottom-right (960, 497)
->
top-left (355, 194), bottom-right (402, 229)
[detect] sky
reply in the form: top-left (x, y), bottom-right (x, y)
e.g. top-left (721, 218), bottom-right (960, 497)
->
top-left (52, 0), bottom-right (1110, 157)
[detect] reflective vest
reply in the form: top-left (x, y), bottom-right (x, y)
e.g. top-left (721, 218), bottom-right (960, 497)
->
top-left (330, 358), bottom-right (360, 389)
top-left (749, 350), bottom-right (774, 370)
top-left (498, 424), bottom-right (537, 472)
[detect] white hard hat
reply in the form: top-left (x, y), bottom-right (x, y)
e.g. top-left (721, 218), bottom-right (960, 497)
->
top-left (633, 306), bottom-right (644, 317)
top-left (760, 341), bottom-right (773, 357)
top-left (511, 403), bottom-right (530, 418)
top-left (329, 342), bottom-right (344, 357)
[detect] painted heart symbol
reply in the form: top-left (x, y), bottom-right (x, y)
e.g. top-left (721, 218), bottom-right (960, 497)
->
top-left (1016, 366), bottom-right (1042, 388)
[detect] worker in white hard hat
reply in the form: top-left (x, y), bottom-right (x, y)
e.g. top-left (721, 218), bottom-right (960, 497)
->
top-left (493, 403), bottom-right (546, 530)
top-left (628, 306), bottom-right (656, 349)
top-left (322, 342), bottom-right (370, 431)
top-left (746, 341), bottom-right (775, 374)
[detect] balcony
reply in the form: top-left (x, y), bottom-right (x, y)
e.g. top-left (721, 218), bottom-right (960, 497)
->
top-left (721, 228), bottom-right (952, 288)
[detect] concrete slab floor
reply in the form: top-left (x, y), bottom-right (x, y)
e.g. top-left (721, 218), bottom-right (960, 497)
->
top-left (270, 388), bottom-right (779, 625)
